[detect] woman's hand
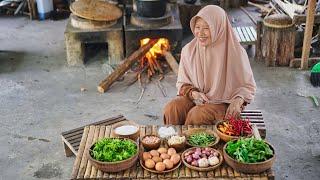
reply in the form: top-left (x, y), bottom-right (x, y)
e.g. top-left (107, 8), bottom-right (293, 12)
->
top-left (225, 97), bottom-right (245, 119)
top-left (191, 91), bottom-right (210, 104)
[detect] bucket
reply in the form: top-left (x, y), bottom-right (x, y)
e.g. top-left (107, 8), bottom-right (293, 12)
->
top-left (36, 0), bottom-right (53, 20)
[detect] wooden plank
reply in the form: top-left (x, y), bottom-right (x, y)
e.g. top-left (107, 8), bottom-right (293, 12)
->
top-left (144, 126), bottom-right (152, 179)
top-left (91, 126), bottom-right (105, 178)
top-left (227, 166), bottom-right (234, 177)
top-left (182, 125), bottom-right (191, 178)
top-left (137, 125), bottom-right (146, 179)
top-left (172, 125), bottom-right (181, 179)
top-left (221, 165), bottom-right (228, 177)
top-left (242, 110), bottom-right (262, 113)
top-left (214, 166), bottom-right (221, 177)
top-left (61, 135), bottom-right (77, 157)
top-left (71, 126), bottom-right (89, 179)
top-left (233, 28), bottom-right (241, 42)
top-left (84, 126), bottom-right (100, 178)
top-left (102, 126), bottom-right (112, 179)
top-left (266, 169), bottom-right (275, 180)
top-left (150, 125), bottom-right (159, 179)
top-left (234, 169), bottom-right (241, 177)
top-left (61, 115), bottom-right (124, 136)
top-left (244, 26), bottom-right (256, 42)
top-left (240, 27), bottom-right (252, 42)
top-left (249, 26), bottom-right (257, 40)
top-left (236, 27), bottom-right (246, 42)
top-left (301, 0), bottom-right (317, 69)
top-left (77, 126), bottom-right (95, 178)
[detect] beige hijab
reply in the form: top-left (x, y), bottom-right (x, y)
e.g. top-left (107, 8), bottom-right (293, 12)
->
top-left (177, 5), bottom-right (256, 104)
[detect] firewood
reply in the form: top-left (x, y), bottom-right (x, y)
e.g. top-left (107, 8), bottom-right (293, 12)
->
top-left (163, 51), bottom-right (179, 75)
top-left (97, 39), bottom-right (157, 93)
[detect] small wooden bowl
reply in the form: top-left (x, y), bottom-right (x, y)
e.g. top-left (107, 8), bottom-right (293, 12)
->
top-left (112, 120), bottom-right (140, 141)
top-left (214, 120), bottom-right (253, 142)
top-left (165, 135), bottom-right (186, 152)
top-left (183, 128), bottom-right (220, 147)
top-left (223, 139), bottom-right (276, 174)
top-left (181, 147), bottom-right (223, 172)
top-left (141, 135), bottom-right (161, 150)
top-left (88, 137), bottom-right (139, 172)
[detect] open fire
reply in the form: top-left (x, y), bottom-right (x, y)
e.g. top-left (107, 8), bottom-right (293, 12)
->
top-left (139, 38), bottom-right (170, 80)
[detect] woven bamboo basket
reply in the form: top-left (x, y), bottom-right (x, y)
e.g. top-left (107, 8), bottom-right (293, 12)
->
top-left (88, 138), bottom-right (139, 172)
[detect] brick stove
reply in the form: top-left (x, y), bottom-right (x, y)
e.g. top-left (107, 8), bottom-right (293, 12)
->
top-left (64, 0), bottom-right (182, 66)
top-left (123, 2), bottom-right (183, 57)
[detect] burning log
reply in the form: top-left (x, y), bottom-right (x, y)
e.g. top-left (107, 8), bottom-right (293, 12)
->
top-left (97, 39), bottom-right (158, 93)
top-left (164, 51), bottom-right (179, 75)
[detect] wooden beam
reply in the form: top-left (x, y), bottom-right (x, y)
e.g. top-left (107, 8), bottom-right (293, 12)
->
top-left (97, 39), bottom-right (158, 93)
top-left (301, 0), bottom-right (317, 70)
top-left (164, 51), bottom-right (179, 75)
top-left (290, 57), bottom-right (320, 68)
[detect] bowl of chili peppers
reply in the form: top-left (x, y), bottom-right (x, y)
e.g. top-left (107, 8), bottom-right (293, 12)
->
top-left (214, 117), bottom-right (253, 142)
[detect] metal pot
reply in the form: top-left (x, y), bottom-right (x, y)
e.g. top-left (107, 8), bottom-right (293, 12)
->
top-left (136, 0), bottom-right (167, 18)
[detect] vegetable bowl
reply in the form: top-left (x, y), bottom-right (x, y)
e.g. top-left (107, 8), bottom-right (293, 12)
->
top-left (88, 137), bottom-right (139, 172)
top-left (183, 128), bottom-right (220, 147)
top-left (181, 147), bottom-right (223, 172)
top-left (223, 137), bottom-right (275, 174)
top-left (215, 119), bottom-right (253, 142)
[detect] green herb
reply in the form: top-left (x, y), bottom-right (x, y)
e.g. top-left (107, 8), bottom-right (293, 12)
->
top-left (226, 138), bottom-right (273, 163)
top-left (188, 132), bottom-right (215, 146)
top-left (91, 138), bottom-right (137, 162)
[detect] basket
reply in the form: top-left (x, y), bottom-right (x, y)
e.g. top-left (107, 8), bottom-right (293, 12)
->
top-left (181, 147), bottom-right (223, 172)
top-left (112, 120), bottom-right (140, 141)
top-left (214, 120), bottom-right (253, 142)
top-left (141, 135), bottom-right (161, 150)
top-left (165, 135), bottom-right (186, 152)
top-left (88, 138), bottom-right (139, 173)
top-left (223, 140), bottom-right (276, 174)
top-left (183, 128), bottom-right (220, 147)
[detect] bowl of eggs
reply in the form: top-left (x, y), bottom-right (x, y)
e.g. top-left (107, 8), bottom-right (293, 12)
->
top-left (140, 147), bottom-right (181, 173)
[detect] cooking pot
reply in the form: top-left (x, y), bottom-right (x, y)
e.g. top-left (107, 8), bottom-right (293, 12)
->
top-left (136, 0), bottom-right (167, 18)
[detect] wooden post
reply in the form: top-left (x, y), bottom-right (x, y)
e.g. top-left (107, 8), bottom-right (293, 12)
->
top-left (255, 20), bottom-right (263, 61)
top-left (97, 39), bottom-right (157, 93)
top-left (301, 0), bottom-right (317, 70)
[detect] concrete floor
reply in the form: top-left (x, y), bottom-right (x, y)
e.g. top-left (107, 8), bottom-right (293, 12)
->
top-left (1, 7), bottom-right (320, 180)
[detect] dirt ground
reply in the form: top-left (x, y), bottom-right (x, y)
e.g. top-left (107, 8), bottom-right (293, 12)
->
top-left (0, 7), bottom-right (320, 180)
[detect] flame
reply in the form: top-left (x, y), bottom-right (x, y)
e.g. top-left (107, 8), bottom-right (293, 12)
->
top-left (140, 38), bottom-right (170, 62)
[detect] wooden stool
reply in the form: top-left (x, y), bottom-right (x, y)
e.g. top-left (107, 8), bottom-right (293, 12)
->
top-left (262, 14), bottom-right (295, 66)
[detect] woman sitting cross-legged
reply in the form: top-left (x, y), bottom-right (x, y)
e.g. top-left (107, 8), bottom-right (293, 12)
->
top-left (163, 5), bottom-right (256, 125)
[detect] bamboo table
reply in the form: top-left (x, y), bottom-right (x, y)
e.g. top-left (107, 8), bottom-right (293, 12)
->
top-left (71, 125), bottom-right (275, 179)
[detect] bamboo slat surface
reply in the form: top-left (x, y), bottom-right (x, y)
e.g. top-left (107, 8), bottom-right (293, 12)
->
top-left (71, 124), bottom-right (274, 179)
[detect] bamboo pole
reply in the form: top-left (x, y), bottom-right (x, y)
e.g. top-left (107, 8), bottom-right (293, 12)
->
top-left (301, 0), bottom-right (317, 70)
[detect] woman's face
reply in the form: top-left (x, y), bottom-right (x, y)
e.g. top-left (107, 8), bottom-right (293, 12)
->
top-left (194, 18), bottom-right (212, 46)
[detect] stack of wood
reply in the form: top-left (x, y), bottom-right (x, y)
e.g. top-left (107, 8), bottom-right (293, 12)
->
top-left (97, 39), bottom-right (179, 94)
top-left (1, 0), bottom-right (37, 19)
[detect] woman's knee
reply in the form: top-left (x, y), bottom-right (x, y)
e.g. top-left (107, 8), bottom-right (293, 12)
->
top-left (164, 96), bottom-right (193, 113)
top-left (185, 105), bottom-right (214, 125)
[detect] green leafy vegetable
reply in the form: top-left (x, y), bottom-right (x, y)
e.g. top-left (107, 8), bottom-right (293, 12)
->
top-left (226, 138), bottom-right (273, 163)
top-left (188, 132), bottom-right (215, 146)
top-left (91, 138), bottom-right (137, 162)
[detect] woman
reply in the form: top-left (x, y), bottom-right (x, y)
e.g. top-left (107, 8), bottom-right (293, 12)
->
top-left (163, 5), bottom-right (256, 125)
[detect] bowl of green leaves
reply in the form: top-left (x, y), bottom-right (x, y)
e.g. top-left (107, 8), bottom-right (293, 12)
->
top-left (223, 137), bottom-right (275, 174)
top-left (184, 128), bottom-right (220, 147)
top-left (88, 137), bottom-right (139, 172)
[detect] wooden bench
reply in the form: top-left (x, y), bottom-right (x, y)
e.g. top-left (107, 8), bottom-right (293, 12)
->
top-left (70, 124), bottom-right (274, 179)
top-left (233, 26), bottom-right (257, 45)
top-left (62, 110), bottom-right (266, 157)
top-left (61, 115), bottom-right (127, 157)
